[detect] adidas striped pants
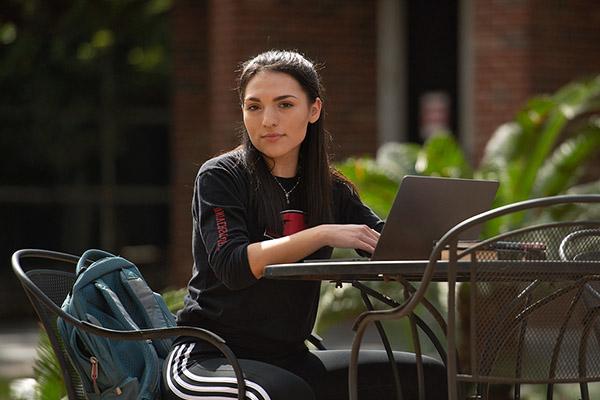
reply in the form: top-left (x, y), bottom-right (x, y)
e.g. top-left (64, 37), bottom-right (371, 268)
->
top-left (162, 342), bottom-right (447, 400)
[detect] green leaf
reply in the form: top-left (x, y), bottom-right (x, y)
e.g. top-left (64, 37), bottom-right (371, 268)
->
top-left (336, 157), bottom-right (400, 218)
top-left (161, 287), bottom-right (187, 314)
top-left (533, 122), bottom-right (600, 197)
top-left (480, 122), bottom-right (523, 171)
top-left (375, 141), bottom-right (420, 181)
top-left (515, 96), bottom-right (554, 139)
top-left (553, 76), bottom-right (600, 117)
top-left (515, 104), bottom-right (567, 201)
top-left (415, 133), bottom-right (472, 178)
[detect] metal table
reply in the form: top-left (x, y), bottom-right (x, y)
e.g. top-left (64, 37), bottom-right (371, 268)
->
top-left (265, 259), bottom-right (600, 282)
top-left (264, 259), bottom-right (446, 400)
top-left (264, 258), bottom-right (600, 400)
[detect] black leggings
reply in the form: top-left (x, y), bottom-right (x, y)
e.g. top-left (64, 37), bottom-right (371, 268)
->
top-left (162, 342), bottom-right (447, 400)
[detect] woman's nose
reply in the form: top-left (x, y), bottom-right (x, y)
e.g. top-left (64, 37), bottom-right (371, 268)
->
top-left (262, 106), bottom-right (278, 127)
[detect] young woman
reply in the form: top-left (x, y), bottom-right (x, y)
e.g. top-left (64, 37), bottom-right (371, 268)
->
top-left (163, 50), bottom-right (446, 400)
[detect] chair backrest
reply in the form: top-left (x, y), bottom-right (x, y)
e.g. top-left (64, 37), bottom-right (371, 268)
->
top-left (559, 228), bottom-right (600, 261)
top-left (13, 251), bottom-right (86, 400)
top-left (435, 195), bottom-right (600, 400)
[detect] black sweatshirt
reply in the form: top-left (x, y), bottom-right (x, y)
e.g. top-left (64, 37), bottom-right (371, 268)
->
top-left (176, 150), bottom-right (384, 359)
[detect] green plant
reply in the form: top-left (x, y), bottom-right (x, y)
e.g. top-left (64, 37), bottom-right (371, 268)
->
top-left (0, 378), bottom-right (11, 399)
top-left (336, 157), bottom-right (400, 218)
top-left (477, 74), bottom-right (600, 232)
top-left (162, 287), bottom-right (187, 314)
top-left (31, 330), bottom-right (65, 400)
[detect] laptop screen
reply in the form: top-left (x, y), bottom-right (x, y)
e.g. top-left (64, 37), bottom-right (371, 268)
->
top-left (371, 175), bottom-right (499, 261)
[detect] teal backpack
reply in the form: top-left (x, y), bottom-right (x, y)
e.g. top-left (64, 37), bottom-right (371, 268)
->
top-left (58, 249), bottom-right (176, 399)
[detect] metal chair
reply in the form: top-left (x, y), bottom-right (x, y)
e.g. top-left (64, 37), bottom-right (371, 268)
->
top-left (439, 195), bottom-right (600, 400)
top-left (349, 194), bottom-right (600, 400)
top-left (11, 249), bottom-right (247, 400)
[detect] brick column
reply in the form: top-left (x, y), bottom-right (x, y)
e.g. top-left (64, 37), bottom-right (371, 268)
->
top-left (207, 0), bottom-right (244, 154)
top-left (169, 0), bottom-right (210, 287)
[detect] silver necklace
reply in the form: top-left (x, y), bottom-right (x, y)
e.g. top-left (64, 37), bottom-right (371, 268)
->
top-left (274, 176), bottom-right (301, 204)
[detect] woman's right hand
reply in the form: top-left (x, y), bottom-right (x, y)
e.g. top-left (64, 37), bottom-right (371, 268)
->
top-left (317, 224), bottom-right (380, 254)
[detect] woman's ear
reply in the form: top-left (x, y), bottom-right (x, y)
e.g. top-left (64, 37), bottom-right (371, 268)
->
top-left (309, 97), bottom-right (322, 123)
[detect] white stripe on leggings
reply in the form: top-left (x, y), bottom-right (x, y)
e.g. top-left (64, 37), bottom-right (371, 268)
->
top-left (166, 343), bottom-right (255, 400)
top-left (165, 342), bottom-right (271, 400)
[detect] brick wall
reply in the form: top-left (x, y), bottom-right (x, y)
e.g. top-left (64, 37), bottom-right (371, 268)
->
top-left (471, 0), bottom-right (534, 161)
top-left (531, 0), bottom-right (600, 94)
top-left (168, 0), bottom-right (377, 285)
top-left (471, 0), bottom-right (600, 163)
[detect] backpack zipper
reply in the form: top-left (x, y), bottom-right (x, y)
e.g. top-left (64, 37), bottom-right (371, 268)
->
top-left (90, 356), bottom-right (100, 395)
top-left (89, 356), bottom-right (123, 396)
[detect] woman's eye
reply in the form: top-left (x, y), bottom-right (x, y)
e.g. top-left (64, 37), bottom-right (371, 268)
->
top-left (245, 104), bottom-right (260, 111)
top-left (279, 102), bottom-right (293, 109)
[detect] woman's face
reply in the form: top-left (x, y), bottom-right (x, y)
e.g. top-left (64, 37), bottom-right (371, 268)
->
top-left (242, 70), bottom-right (322, 175)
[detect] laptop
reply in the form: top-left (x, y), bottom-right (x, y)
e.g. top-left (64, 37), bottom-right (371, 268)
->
top-left (308, 175), bottom-right (499, 263)
top-left (367, 175), bottom-right (499, 261)
top-left (309, 175), bottom-right (499, 261)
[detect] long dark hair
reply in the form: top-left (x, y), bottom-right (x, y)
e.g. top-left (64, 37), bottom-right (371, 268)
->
top-left (237, 50), bottom-right (350, 233)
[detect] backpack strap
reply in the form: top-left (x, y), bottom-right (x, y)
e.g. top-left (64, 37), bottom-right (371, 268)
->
top-left (91, 278), bottom-right (160, 398)
top-left (119, 268), bottom-right (176, 357)
top-left (119, 268), bottom-right (172, 330)
top-left (94, 279), bottom-right (140, 330)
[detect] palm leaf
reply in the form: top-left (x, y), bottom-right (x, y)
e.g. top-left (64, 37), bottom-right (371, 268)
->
top-left (533, 121), bottom-right (600, 197)
top-left (479, 122), bottom-right (523, 172)
top-left (515, 96), bottom-right (554, 153)
top-left (553, 75), bottom-right (600, 116)
top-left (516, 100), bottom-right (567, 202)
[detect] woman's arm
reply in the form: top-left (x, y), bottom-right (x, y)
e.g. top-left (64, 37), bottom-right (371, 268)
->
top-left (197, 162), bottom-right (383, 284)
top-left (247, 224), bottom-right (380, 278)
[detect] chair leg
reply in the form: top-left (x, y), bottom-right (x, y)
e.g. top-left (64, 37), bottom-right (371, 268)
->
top-left (513, 383), bottom-right (521, 399)
top-left (546, 384), bottom-right (553, 400)
top-left (580, 382), bottom-right (590, 400)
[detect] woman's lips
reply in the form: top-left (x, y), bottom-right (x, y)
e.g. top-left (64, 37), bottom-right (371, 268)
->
top-left (262, 133), bottom-right (284, 142)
